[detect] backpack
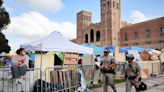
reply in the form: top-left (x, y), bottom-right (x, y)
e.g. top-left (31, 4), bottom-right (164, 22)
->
top-left (34, 79), bottom-right (51, 92)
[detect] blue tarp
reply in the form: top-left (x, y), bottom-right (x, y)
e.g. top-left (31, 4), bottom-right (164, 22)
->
top-left (81, 44), bottom-right (104, 56)
top-left (125, 46), bottom-right (151, 53)
top-left (81, 44), bottom-right (115, 56)
top-left (29, 53), bottom-right (35, 61)
top-left (105, 45), bottom-right (127, 53)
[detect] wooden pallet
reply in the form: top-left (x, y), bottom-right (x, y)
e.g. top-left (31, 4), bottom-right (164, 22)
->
top-left (62, 52), bottom-right (79, 66)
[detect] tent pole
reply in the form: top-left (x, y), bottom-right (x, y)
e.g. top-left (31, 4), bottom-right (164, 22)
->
top-left (40, 51), bottom-right (43, 92)
top-left (91, 54), bottom-right (95, 84)
top-left (159, 55), bottom-right (163, 74)
top-left (40, 51), bottom-right (43, 70)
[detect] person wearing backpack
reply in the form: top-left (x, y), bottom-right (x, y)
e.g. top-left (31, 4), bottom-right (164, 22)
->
top-left (124, 54), bottom-right (141, 92)
top-left (100, 48), bottom-right (117, 92)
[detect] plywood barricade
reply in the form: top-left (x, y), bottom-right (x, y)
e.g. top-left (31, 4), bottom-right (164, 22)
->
top-left (34, 54), bottom-right (54, 83)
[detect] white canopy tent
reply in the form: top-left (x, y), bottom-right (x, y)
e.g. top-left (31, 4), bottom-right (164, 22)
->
top-left (20, 31), bottom-right (93, 54)
top-left (20, 31), bottom-right (93, 69)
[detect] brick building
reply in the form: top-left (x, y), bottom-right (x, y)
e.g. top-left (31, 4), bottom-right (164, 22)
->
top-left (70, 0), bottom-right (164, 49)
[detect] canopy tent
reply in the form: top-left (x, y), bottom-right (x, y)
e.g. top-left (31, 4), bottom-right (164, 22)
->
top-left (148, 49), bottom-right (161, 55)
top-left (105, 45), bottom-right (127, 53)
top-left (20, 31), bottom-right (93, 54)
top-left (125, 46), bottom-right (151, 53)
top-left (20, 31), bottom-right (93, 70)
top-left (81, 44), bottom-right (104, 56)
top-left (46, 51), bottom-right (64, 61)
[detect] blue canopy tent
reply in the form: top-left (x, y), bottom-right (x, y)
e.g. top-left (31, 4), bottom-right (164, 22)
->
top-left (105, 45), bottom-right (127, 53)
top-left (125, 46), bottom-right (151, 53)
top-left (81, 44), bottom-right (104, 56)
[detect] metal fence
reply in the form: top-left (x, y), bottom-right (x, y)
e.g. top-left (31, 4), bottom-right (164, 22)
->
top-left (0, 62), bottom-right (162, 92)
top-left (0, 67), bottom-right (42, 92)
top-left (44, 65), bottom-right (81, 92)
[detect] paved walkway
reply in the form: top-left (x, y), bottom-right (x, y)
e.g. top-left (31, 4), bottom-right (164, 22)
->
top-left (91, 76), bottom-right (164, 92)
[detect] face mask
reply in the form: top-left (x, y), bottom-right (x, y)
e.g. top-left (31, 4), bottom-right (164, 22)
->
top-left (22, 52), bottom-right (26, 55)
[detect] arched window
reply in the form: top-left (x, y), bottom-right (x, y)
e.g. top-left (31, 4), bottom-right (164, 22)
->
top-left (113, 1), bottom-right (115, 8)
top-left (90, 29), bottom-right (94, 42)
top-left (146, 30), bottom-right (150, 38)
top-left (96, 31), bottom-right (100, 41)
top-left (108, 1), bottom-right (110, 9)
top-left (103, 4), bottom-right (105, 10)
top-left (125, 34), bottom-right (127, 41)
top-left (161, 27), bottom-right (164, 36)
top-left (117, 3), bottom-right (119, 9)
top-left (135, 32), bottom-right (138, 40)
top-left (85, 34), bottom-right (88, 43)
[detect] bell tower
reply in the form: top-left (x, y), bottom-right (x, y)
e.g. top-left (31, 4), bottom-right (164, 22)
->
top-left (77, 11), bottom-right (92, 44)
top-left (100, 0), bottom-right (121, 46)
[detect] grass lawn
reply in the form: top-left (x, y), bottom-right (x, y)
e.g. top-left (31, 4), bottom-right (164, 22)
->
top-left (89, 79), bottom-right (125, 89)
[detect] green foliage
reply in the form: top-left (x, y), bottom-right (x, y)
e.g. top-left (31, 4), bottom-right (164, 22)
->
top-left (0, 0), bottom-right (11, 53)
top-left (0, 0), bottom-right (10, 31)
top-left (0, 32), bottom-right (11, 53)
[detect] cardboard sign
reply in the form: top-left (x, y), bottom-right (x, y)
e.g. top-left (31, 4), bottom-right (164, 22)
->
top-left (140, 50), bottom-right (151, 61)
top-left (150, 52), bottom-right (159, 61)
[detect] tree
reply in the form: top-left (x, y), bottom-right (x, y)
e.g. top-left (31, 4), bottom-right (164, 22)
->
top-left (0, 32), bottom-right (10, 53)
top-left (0, 0), bottom-right (11, 53)
top-left (0, 0), bottom-right (10, 31)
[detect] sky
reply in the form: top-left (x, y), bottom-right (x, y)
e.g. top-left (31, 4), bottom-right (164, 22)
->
top-left (2, 0), bottom-right (164, 52)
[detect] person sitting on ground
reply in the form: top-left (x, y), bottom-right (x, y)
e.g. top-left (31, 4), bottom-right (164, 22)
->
top-left (11, 48), bottom-right (29, 85)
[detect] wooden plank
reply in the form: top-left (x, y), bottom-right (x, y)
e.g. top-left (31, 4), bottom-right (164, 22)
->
top-left (63, 71), bottom-right (67, 91)
top-left (75, 70), bottom-right (79, 89)
top-left (65, 54), bottom-right (79, 59)
top-left (63, 60), bottom-right (77, 64)
top-left (66, 71), bottom-right (72, 92)
top-left (71, 70), bottom-right (75, 86)
top-left (59, 71), bottom-right (64, 92)
top-left (51, 71), bottom-right (58, 85)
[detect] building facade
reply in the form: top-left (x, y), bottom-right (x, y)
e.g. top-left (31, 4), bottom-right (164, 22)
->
top-left (71, 0), bottom-right (164, 49)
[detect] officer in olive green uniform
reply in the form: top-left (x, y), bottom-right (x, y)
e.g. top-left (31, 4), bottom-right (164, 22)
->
top-left (100, 49), bottom-right (117, 92)
top-left (124, 54), bottom-right (141, 92)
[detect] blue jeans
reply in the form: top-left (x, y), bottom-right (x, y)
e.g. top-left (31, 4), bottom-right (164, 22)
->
top-left (11, 65), bottom-right (27, 78)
